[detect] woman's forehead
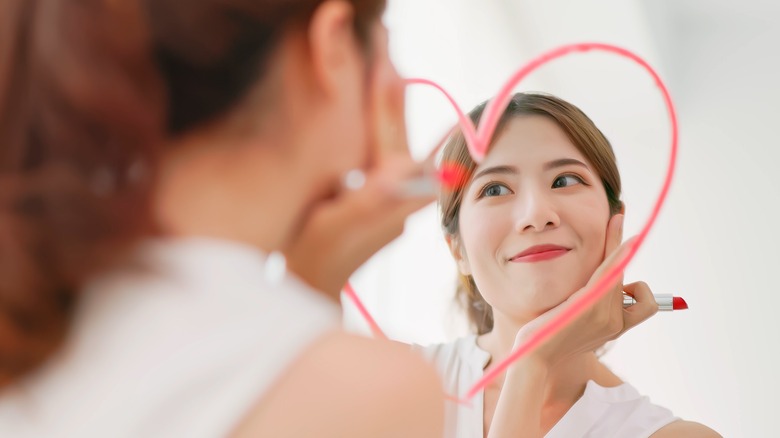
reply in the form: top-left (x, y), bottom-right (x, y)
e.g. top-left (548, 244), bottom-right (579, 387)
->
top-left (479, 116), bottom-right (590, 171)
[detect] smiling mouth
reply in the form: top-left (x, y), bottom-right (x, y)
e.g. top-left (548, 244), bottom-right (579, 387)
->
top-left (509, 245), bottom-right (571, 263)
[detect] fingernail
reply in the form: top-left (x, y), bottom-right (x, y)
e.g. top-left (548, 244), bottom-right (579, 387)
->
top-left (342, 169), bottom-right (367, 191)
top-left (623, 235), bottom-right (639, 251)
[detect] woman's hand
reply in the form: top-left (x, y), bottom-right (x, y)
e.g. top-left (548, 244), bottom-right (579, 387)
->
top-left (283, 158), bottom-right (435, 298)
top-left (515, 213), bottom-right (659, 368)
top-left (487, 214), bottom-right (658, 438)
top-left (284, 26), bottom-right (436, 298)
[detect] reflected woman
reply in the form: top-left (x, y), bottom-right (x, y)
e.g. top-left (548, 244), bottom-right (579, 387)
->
top-left (418, 93), bottom-right (721, 437)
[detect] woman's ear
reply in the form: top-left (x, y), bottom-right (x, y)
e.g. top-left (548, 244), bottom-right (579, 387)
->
top-left (445, 234), bottom-right (472, 276)
top-left (306, 0), bottom-right (362, 98)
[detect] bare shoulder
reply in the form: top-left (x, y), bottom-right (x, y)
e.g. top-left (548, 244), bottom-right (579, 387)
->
top-left (651, 420), bottom-right (722, 438)
top-left (231, 330), bottom-right (444, 438)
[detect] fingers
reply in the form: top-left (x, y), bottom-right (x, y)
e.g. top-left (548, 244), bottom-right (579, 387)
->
top-left (285, 167), bottom-right (431, 296)
top-left (621, 281), bottom-right (659, 330)
top-left (583, 216), bottom-right (632, 329)
top-left (603, 214), bottom-right (626, 306)
top-left (604, 213), bottom-right (624, 260)
top-left (363, 161), bottom-right (435, 225)
top-left (586, 234), bottom-right (636, 291)
top-left (586, 214), bottom-right (628, 289)
top-left (331, 162), bottom-right (434, 248)
top-left (569, 213), bottom-right (630, 308)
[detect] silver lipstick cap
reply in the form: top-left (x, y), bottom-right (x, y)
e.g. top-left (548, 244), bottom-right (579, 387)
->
top-left (623, 293), bottom-right (674, 310)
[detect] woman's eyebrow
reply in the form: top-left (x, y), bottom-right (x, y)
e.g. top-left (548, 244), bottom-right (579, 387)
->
top-left (471, 159), bottom-right (589, 181)
top-left (543, 158), bottom-right (590, 171)
top-left (472, 165), bottom-right (518, 181)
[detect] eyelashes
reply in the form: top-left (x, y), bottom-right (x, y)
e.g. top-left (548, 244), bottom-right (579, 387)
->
top-left (552, 173), bottom-right (589, 188)
top-left (477, 182), bottom-right (512, 198)
top-left (476, 173), bottom-right (591, 199)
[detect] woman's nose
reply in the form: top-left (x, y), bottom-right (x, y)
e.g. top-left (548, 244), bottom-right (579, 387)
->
top-left (513, 187), bottom-right (560, 233)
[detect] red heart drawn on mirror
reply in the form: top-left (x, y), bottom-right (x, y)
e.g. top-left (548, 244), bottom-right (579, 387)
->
top-left (344, 42), bottom-right (677, 402)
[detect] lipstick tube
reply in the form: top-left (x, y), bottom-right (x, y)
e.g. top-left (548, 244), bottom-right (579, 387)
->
top-left (623, 294), bottom-right (688, 311)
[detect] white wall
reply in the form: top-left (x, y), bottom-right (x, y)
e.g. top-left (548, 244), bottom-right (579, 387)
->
top-left (344, 1), bottom-right (780, 436)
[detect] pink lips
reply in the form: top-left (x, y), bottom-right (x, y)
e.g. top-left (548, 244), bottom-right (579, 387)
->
top-left (510, 244), bottom-right (570, 263)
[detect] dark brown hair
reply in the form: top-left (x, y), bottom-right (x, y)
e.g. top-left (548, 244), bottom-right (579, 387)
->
top-left (438, 93), bottom-right (623, 335)
top-left (0, 0), bottom-right (384, 388)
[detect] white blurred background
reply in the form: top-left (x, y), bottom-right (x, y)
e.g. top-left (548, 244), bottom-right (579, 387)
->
top-left (344, 1), bottom-right (780, 436)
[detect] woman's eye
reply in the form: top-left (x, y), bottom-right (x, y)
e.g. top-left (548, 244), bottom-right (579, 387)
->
top-left (552, 175), bottom-right (583, 189)
top-left (480, 183), bottom-right (512, 198)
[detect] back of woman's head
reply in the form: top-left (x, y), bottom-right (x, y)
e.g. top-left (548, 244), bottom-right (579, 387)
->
top-left (438, 93), bottom-right (622, 335)
top-left (0, 0), bottom-right (384, 388)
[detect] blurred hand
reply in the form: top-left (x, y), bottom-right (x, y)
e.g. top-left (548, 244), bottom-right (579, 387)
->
top-left (284, 24), bottom-right (436, 298)
top-left (284, 160), bottom-right (434, 298)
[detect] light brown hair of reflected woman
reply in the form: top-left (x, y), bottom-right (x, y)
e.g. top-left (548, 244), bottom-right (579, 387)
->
top-left (438, 93), bottom-right (624, 335)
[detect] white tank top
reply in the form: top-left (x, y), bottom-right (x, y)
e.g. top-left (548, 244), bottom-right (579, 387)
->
top-left (0, 238), bottom-right (339, 437)
top-left (415, 335), bottom-right (678, 438)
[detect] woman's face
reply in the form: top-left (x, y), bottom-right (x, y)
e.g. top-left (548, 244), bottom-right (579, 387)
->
top-left (454, 115), bottom-right (612, 322)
